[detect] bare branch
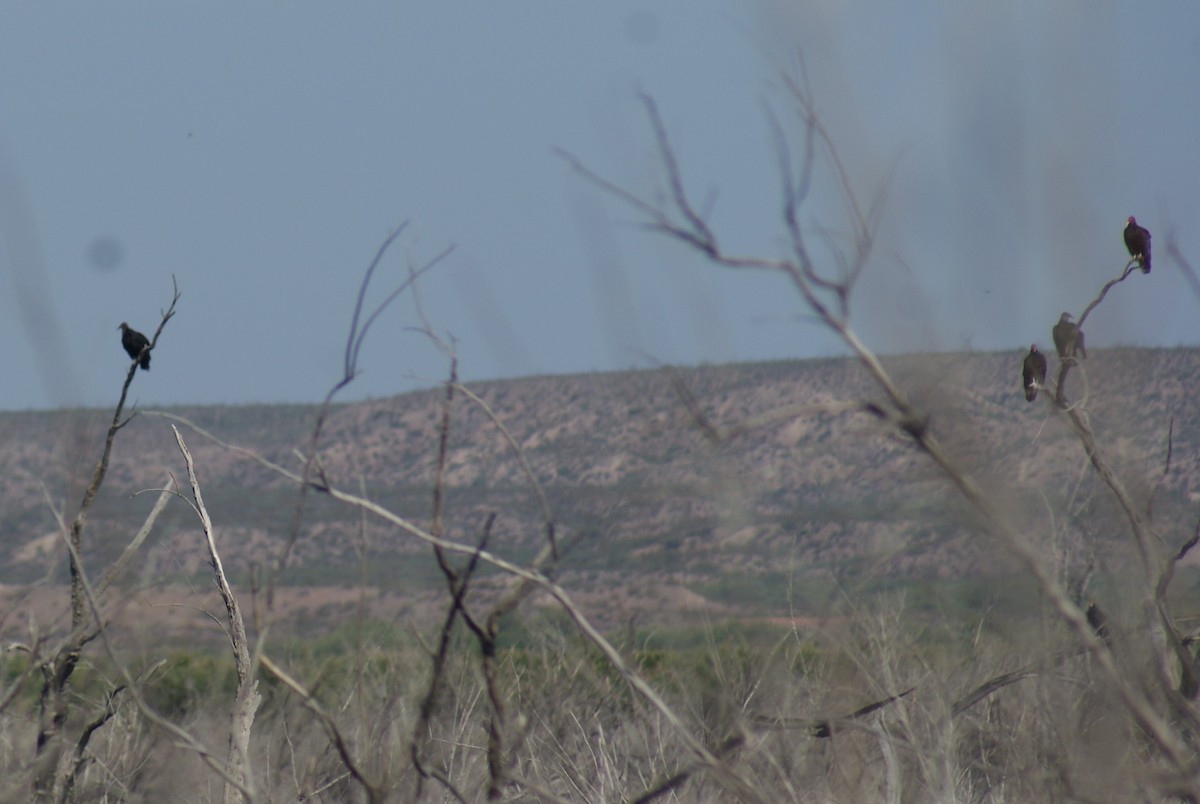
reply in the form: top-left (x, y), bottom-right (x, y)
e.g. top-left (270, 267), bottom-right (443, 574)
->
top-left (68, 280), bottom-right (181, 626)
top-left (1164, 230), bottom-right (1200, 303)
top-left (172, 426), bottom-right (261, 802)
top-left (34, 279), bottom-right (180, 799)
top-left (666, 369), bottom-right (723, 445)
top-left (95, 476), bottom-right (174, 596)
top-left (350, 243), bottom-right (454, 380)
top-left (1147, 417), bottom-right (1174, 520)
top-left (1076, 259), bottom-right (1140, 330)
top-left (63, 686), bottom-right (124, 799)
top-left (410, 514), bottom-right (493, 799)
top-left (637, 91), bottom-right (719, 256)
top-left (47, 493), bottom-right (254, 801)
top-left (343, 222), bottom-right (409, 380)
top-left (630, 734), bottom-right (746, 804)
top-left (453, 382), bottom-right (557, 558)
top-left (428, 353), bottom-right (461, 582)
top-left (273, 226), bottom-right (449, 612)
top-left (553, 145), bottom-right (718, 255)
top-left (0, 635), bottom-right (42, 715)
top-left (565, 85), bottom-right (1198, 783)
top-left (260, 654), bottom-right (382, 804)
top-left (750, 687), bottom-right (918, 739)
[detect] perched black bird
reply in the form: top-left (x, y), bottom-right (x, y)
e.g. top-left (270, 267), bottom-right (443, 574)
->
top-left (1052, 313), bottom-right (1086, 361)
top-left (1124, 216), bottom-right (1151, 274)
top-left (1022, 344), bottom-right (1047, 402)
top-left (1086, 600), bottom-right (1110, 644)
top-left (118, 322), bottom-right (151, 370)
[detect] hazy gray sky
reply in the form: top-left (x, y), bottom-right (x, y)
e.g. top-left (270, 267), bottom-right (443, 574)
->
top-left (2, 3), bottom-right (1198, 411)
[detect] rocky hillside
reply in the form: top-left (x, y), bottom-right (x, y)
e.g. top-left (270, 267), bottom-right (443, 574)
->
top-left (2, 347), bottom-right (1198, 633)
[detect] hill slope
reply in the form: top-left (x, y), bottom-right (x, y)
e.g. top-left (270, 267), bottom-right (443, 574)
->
top-left (2, 347), bottom-right (1197, 632)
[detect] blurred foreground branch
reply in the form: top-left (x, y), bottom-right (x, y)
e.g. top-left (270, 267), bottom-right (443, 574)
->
top-left (560, 80), bottom-right (1199, 791)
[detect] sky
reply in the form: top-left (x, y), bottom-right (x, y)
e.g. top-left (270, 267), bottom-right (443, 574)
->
top-left (2, 3), bottom-right (1199, 411)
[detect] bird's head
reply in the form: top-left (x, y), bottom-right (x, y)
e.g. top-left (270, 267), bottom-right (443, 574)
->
top-left (117, 322), bottom-right (128, 332)
top-left (1059, 312), bottom-right (1073, 323)
top-left (1127, 216), bottom-right (1137, 225)
top-left (1030, 343), bottom-right (1039, 353)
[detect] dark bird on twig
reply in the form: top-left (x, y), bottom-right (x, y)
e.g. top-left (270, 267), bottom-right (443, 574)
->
top-left (1022, 344), bottom-right (1047, 402)
top-left (1086, 600), bottom-right (1110, 644)
top-left (118, 322), bottom-right (151, 370)
top-left (1124, 216), bottom-right (1151, 274)
top-left (1052, 313), bottom-right (1086, 361)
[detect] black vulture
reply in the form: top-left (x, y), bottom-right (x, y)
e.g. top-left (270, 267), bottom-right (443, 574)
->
top-left (118, 322), bottom-right (151, 370)
top-left (1022, 344), bottom-right (1047, 402)
top-left (1052, 313), bottom-right (1086, 361)
top-left (1086, 600), bottom-right (1110, 644)
top-left (1124, 216), bottom-right (1151, 274)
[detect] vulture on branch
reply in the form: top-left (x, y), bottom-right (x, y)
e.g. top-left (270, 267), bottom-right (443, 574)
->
top-left (1086, 601), bottom-right (1110, 644)
top-left (118, 322), bottom-right (151, 370)
top-left (1022, 344), bottom-right (1047, 402)
top-left (1052, 313), bottom-right (1086, 361)
top-left (1124, 216), bottom-right (1151, 274)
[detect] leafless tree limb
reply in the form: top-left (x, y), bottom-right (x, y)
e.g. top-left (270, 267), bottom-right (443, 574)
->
top-left (1053, 259), bottom-right (1138, 405)
top-left (260, 654), bottom-right (382, 804)
top-left (96, 477), bottom-right (174, 596)
top-left (273, 226), bottom-right (452, 611)
top-left (1147, 417), bottom-right (1174, 521)
top-left (563, 83), bottom-right (1198, 788)
top-left (0, 634), bottom-right (42, 715)
top-left (410, 515), bottom-right (492, 800)
top-left (428, 346), bottom-right (460, 581)
top-left (33, 279), bottom-right (180, 801)
top-left (47, 488), bottom-right (254, 802)
top-left (452, 382), bottom-right (557, 558)
top-left (750, 687), bottom-right (917, 738)
top-left (343, 222), bottom-right (409, 381)
top-left (1165, 233), bottom-right (1200, 303)
top-left (638, 92), bottom-right (719, 257)
top-left (630, 734), bottom-right (746, 804)
top-left (63, 684), bottom-right (126, 802)
top-left (172, 426), bottom-right (261, 802)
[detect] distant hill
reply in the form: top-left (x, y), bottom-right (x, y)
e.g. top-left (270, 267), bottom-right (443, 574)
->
top-left (2, 348), bottom-right (1198, 635)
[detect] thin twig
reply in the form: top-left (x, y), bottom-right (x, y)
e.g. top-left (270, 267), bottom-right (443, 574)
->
top-left (273, 226), bottom-right (448, 612)
top-left (260, 654), bottom-right (382, 804)
top-left (452, 383), bottom-right (557, 556)
top-left (410, 515), bottom-right (493, 799)
top-left (1146, 417), bottom-right (1174, 521)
